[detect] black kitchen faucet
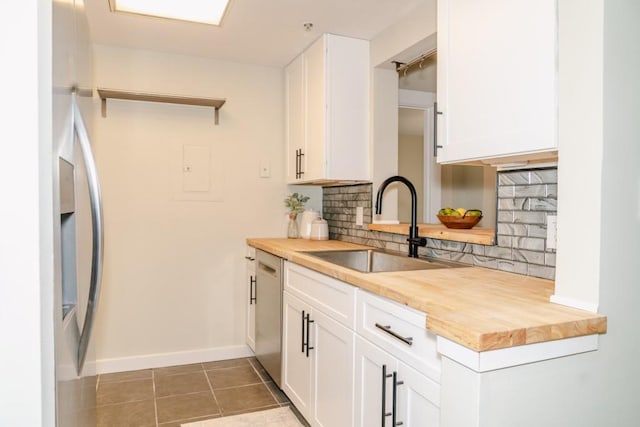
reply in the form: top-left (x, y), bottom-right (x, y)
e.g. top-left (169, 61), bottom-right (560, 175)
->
top-left (375, 175), bottom-right (427, 258)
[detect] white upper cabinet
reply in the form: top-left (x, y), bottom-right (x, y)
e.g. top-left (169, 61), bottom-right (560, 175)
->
top-left (285, 54), bottom-right (305, 183)
top-left (436, 0), bottom-right (558, 164)
top-left (285, 34), bottom-right (370, 184)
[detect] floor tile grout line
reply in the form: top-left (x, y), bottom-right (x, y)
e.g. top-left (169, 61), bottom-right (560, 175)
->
top-left (152, 369), bottom-right (159, 427)
top-left (203, 362), bottom-right (223, 418)
top-left (250, 359), bottom-right (281, 404)
top-left (95, 397), bottom-right (156, 409)
top-left (209, 380), bottom-right (264, 392)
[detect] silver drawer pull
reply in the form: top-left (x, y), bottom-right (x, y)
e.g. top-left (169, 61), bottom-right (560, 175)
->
top-left (375, 323), bottom-right (413, 346)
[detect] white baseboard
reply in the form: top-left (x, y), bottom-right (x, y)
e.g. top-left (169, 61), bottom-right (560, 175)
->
top-left (95, 345), bottom-right (255, 374)
top-left (550, 294), bottom-right (599, 312)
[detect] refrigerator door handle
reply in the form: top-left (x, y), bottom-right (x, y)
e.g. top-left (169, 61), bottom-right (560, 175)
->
top-left (72, 93), bottom-right (104, 374)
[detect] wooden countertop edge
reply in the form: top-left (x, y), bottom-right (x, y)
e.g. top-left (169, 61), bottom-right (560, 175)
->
top-left (368, 223), bottom-right (496, 245)
top-left (427, 315), bottom-right (607, 351)
top-left (247, 238), bottom-right (607, 352)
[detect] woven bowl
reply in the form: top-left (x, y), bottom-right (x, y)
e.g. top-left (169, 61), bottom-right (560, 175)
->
top-left (437, 212), bottom-right (483, 229)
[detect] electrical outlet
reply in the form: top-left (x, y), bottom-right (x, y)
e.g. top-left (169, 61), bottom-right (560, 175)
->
top-left (356, 206), bottom-right (364, 226)
top-left (546, 215), bottom-right (557, 250)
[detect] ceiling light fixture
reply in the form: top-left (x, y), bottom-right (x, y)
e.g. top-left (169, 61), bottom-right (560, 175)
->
top-left (108, 0), bottom-right (231, 26)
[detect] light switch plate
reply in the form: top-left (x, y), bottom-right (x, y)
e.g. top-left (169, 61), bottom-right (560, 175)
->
top-left (259, 160), bottom-right (270, 178)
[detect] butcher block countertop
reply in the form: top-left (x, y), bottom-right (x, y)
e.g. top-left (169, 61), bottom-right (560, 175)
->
top-left (247, 238), bottom-right (607, 352)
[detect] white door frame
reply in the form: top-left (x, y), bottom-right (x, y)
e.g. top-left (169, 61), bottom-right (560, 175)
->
top-left (398, 89), bottom-right (440, 223)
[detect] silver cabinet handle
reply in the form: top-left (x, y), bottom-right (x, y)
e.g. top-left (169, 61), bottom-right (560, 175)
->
top-left (249, 276), bottom-right (256, 304)
top-left (433, 101), bottom-right (443, 157)
top-left (73, 94), bottom-right (104, 374)
top-left (244, 256), bottom-right (255, 261)
top-left (392, 371), bottom-right (404, 426)
top-left (305, 312), bottom-right (314, 357)
top-left (375, 323), bottom-right (413, 346)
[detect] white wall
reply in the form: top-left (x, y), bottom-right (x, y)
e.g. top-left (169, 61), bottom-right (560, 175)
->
top-left (92, 45), bottom-right (288, 372)
top-left (553, 0), bottom-right (604, 311)
top-left (592, 0), bottom-right (640, 421)
top-left (440, 165), bottom-right (496, 227)
top-left (370, 0), bottom-right (437, 69)
top-left (0, 1), bottom-right (55, 426)
top-left (398, 133), bottom-right (424, 222)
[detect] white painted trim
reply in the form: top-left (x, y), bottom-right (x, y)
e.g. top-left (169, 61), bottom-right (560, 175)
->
top-left (437, 335), bottom-right (599, 372)
top-left (550, 294), bottom-right (599, 312)
top-left (96, 345), bottom-right (254, 374)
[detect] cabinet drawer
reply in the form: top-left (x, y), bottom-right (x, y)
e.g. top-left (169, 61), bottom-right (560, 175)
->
top-left (357, 290), bottom-right (440, 382)
top-left (285, 262), bottom-right (356, 329)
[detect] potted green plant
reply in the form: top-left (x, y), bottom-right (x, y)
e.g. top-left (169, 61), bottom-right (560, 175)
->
top-left (284, 192), bottom-right (310, 238)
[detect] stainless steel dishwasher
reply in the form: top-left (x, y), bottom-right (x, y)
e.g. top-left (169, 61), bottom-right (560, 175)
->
top-left (254, 249), bottom-right (283, 387)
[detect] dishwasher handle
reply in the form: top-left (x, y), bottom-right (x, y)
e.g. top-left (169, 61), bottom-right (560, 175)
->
top-left (258, 261), bottom-right (277, 276)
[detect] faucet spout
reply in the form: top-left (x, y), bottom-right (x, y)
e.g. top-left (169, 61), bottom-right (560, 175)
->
top-left (375, 175), bottom-right (426, 258)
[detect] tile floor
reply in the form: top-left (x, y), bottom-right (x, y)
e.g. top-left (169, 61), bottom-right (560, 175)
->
top-left (96, 357), bottom-right (295, 427)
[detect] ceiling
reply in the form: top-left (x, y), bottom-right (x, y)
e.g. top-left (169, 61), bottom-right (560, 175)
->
top-left (84, 0), bottom-right (427, 68)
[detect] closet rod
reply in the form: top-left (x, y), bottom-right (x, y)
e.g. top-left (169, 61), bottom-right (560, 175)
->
top-left (394, 48), bottom-right (437, 75)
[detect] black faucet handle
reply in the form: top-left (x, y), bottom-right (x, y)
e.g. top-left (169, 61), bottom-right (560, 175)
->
top-left (408, 237), bottom-right (427, 247)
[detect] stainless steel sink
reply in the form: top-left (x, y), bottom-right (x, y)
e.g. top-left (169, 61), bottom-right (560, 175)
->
top-left (304, 249), bottom-right (464, 273)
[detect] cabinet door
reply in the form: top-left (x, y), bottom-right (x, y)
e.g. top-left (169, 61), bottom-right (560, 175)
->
top-left (354, 336), bottom-right (398, 427)
top-left (282, 291), bottom-right (313, 417)
top-left (246, 247), bottom-right (256, 351)
top-left (304, 35), bottom-right (327, 182)
top-left (396, 362), bottom-right (440, 427)
top-left (311, 309), bottom-right (355, 427)
top-left (285, 54), bottom-right (305, 183)
top-left (437, 0), bottom-right (557, 163)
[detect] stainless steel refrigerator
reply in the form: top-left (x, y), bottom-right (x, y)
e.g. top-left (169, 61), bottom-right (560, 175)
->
top-left (53, 0), bottom-right (104, 425)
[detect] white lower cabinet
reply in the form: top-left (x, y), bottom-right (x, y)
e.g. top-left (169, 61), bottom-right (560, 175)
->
top-left (282, 283), bottom-right (355, 427)
top-left (354, 335), bottom-right (397, 427)
top-left (397, 361), bottom-right (440, 426)
top-left (245, 246), bottom-right (256, 351)
top-left (282, 291), bottom-right (313, 416)
top-left (283, 263), bottom-right (439, 426)
top-left (355, 336), bottom-right (440, 427)
top-left (311, 308), bottom-right (355, 427)
top-left (354, 291), bottom-right (441, 426)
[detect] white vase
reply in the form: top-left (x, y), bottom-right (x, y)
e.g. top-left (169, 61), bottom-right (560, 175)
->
top-left (300, 210), bottom-right (320, 239)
